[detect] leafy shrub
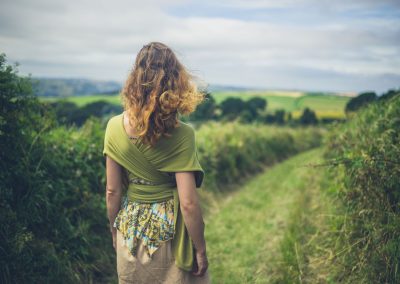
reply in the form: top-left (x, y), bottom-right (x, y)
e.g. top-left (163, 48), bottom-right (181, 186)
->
top-left (0, 54), bottom-right (115, 284)
top-left (324, 94), bottom-right (400, 283)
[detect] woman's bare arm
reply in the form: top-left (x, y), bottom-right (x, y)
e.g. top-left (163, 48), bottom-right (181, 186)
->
top-left (175, 172), bottom-right (208, 275)
top-left (105, 155), bottom-right (124, 232)
top-left (175, 171), bottom-right (206, 253)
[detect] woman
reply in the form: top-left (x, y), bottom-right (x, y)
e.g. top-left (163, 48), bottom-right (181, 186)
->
top-left (102, 42), bottom-right (210, 283)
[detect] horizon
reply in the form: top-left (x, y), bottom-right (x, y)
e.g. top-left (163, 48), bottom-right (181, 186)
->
top-left (29, 75), bottom-right (363, 96)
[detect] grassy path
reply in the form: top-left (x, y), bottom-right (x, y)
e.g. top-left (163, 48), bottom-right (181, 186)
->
top-left (205, 147), bottom-right (325, 283)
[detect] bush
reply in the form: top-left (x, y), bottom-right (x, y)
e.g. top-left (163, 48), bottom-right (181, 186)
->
top-left (196, 121), bottom-right (325, 191)
top-left (0, 54), bottom-right (115, 284)
top-left (299, 107), bottom-right (318, 125)
top-left (345, 91), bottom-right (377, 113)
top-left (324, 94), bottom-right (400, 283)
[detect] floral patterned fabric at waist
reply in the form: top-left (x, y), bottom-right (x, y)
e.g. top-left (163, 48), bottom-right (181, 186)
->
top-left (113, 194), bottom-right (175, 258)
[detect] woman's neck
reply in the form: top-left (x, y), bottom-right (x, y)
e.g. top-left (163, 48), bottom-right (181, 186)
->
top-left (122, 111), bottom-right (140, 139)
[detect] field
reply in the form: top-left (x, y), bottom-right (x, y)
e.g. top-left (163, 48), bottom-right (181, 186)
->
top-left (41, 94), bottom-right (123, 107)
top-left (39, 90), bottom-right (351, 119)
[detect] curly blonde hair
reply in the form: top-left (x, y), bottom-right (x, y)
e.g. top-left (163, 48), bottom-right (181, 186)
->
top-left (121, 42), bottom-right (205, 147)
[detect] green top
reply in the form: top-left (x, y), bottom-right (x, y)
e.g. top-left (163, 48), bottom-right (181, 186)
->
top-left (102, 113), bottom-right (205, 271)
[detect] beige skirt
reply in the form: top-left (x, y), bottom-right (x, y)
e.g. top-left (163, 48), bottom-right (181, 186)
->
top-left (116, 229), bottom-right (211, 284)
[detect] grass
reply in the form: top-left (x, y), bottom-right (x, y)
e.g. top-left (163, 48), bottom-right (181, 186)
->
top-left (266, 151), bottom-right (340, 284)
top-left (204, 147), bottom-right (328, 283)
top-left (294, 94), bottom-right (349, 112)
top-left (39, 90), bottom-right (350, 119)
top-left (40, 94), bottom-right (123, 107)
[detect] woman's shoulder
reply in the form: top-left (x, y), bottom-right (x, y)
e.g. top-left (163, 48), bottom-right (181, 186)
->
top-left (168, 120), bottom-right (196, 141)
top-left (154, 120), bottom-right (195, 149)
top-left (175, 120), bottom-right (195, 133)
top-left (103, 113), bottom-right (124, 139)
top-left (104, 113), bottom-right (124, 132)
top-left (107, 113), bottom-right (123, 125)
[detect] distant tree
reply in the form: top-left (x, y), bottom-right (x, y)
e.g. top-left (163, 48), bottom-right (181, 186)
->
top-left (299, 107), bottom-right (318, 125)
top-left (72, 101), bottom-right (122, 126)
top-left (238, 109), bottom-right (253, 123)
top-left (264, 114), bottom-right (276, 124)
top-left (245, 97), bottom-right (267, 116)
top-left (286, 112), bottom-right (297, 126)
top-left (189, 92), bottom-right (217, 121)
top-left (219, 97), bottom-right (246, 120)
top-left (287, 112), bottom-right (293, 122)
top-left (46, 100), bottom-right (122, 126)
top-left (101, 101), bottom-right (123, 115)
top-left (345, 91), bottom-right (377, 113)
top-left (378, 88), bottom-right (400, 101)
top-left (274, 109), bottom-right (285, 125)
top-left (48, 100), bottom-right (79, 124)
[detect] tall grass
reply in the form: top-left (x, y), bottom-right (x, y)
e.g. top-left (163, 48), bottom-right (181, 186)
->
top-left (266, 95), bottom-right (400, 283)
top-left (205, 148), bottom-right (327, 283)
top-left (267, 160), bottom-right (340, 284)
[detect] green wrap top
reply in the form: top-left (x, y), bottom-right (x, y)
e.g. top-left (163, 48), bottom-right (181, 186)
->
top-left (102, 113), bottom-right (205, 271)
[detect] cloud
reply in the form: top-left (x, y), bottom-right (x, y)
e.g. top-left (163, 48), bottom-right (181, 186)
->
top-left (0, 0), bottom-right (399, 92)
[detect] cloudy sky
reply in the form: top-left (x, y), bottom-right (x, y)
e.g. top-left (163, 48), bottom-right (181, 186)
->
top-left (1, 0), bottom-right (399, 93)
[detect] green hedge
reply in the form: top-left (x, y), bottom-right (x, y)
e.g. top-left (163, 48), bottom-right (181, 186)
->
top-left (0, 114), bottom-right (115, 283)
top-left (196, 121), bottom-right (325, 191)
top-left (1, 54), bottom-right (114, 283)
top-left (324, 94), bottom-right (400, 283)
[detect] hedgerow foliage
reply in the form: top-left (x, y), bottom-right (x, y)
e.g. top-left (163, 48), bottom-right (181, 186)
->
top-left (324, 94), bottom-right (400, 283)
top-left (0, 54), bottom-right (115, 283)
top-left (196, 121), bottom-right (325, 191)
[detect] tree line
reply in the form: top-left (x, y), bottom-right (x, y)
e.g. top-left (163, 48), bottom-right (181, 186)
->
top-left (47, 94), bottom-right (323, 127)
top-left (345, 89), bottom-right (399, 113)
top-left (47, 90), bottom-right (399, 129)
top-left (188, 93), bottom-right (323, 125)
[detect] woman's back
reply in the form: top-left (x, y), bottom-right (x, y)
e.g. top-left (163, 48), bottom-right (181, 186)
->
top-left (104, 112), bottom-right (204, 187)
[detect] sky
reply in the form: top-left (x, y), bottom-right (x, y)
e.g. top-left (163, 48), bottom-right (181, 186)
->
top-left (1, 0), bottom-right (399, 93)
